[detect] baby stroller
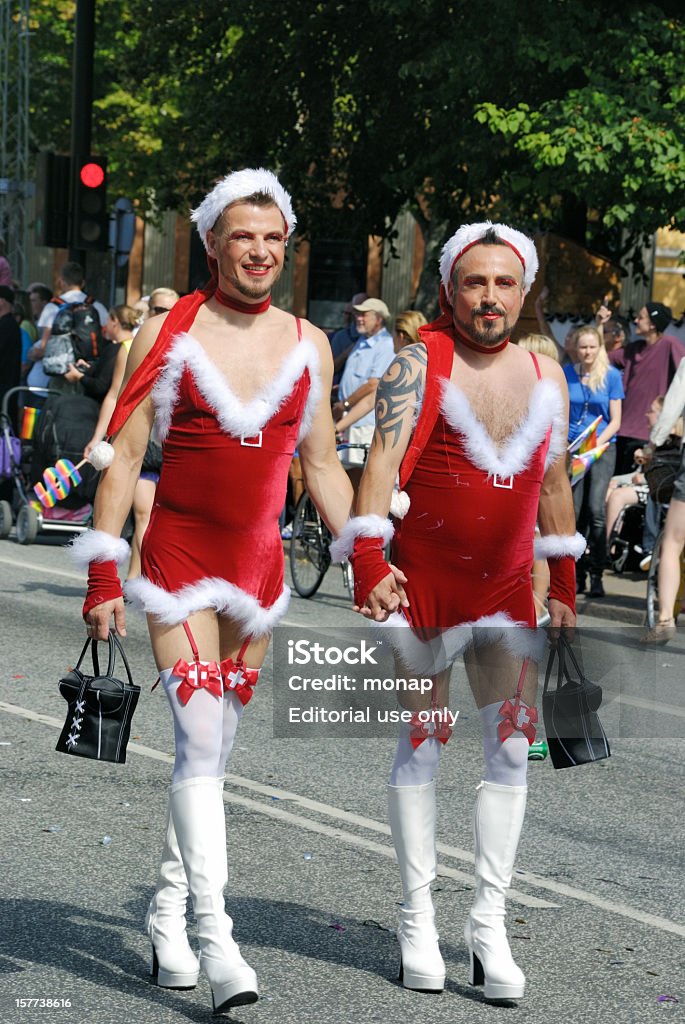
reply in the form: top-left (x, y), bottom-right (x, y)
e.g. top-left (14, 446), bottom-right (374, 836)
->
top-left (0, 386), bottom-right (97, 544)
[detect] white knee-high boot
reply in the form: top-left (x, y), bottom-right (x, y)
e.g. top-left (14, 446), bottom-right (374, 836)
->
top-left (464, 781), bottom-right (527, 1001)
top-left (145, 796), bottom-right (200, 989)
top-left (387, 781), bottom-right (445, 993)
top-left (170, 776), bottom-right (258, 1013)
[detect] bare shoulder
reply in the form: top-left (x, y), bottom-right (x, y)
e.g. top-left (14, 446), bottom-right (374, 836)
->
top-left (533, 351), bottom-right (567, 386)
top-left (122, 316), bottom-right (164, 381)
top-left (297, 317), bottom-right (334, 368)
top-left (381, 341), bottom-right (428, 387)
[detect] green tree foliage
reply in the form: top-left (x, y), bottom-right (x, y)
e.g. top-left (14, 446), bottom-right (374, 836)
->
top-left (25, 0), bottom-right (685, 269)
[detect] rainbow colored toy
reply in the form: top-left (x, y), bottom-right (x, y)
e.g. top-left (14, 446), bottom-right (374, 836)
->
top-left (33, 459), bottom-right (82, 508)
top-left (32, 441), bottom-right (115, 509)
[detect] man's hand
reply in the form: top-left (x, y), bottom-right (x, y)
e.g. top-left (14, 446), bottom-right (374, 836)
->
top-left (64, 363), bottom-right (84, 383)
top-left (86, 597), bottom-right (127, 641)
top-left (354, 564), bottom-right (409, 621)
top-left (547, 597), bottom-right (576, 643)
top-left (331, 401), bottom-right (345, 422)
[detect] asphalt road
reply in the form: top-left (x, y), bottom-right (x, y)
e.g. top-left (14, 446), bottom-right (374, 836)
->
top-left (0, 533), bottom-right (683, 1024)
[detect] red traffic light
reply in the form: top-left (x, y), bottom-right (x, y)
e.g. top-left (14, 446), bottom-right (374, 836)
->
top-left (80, 162), bottom-right (105, 189)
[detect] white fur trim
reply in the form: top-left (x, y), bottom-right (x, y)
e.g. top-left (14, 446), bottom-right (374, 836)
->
top-left (440, 377), bottom-right (564, 480)
top-left (87, 441), bottom-right (115, 471)
top-left (152, 333), bottom-right (319, 442)
top-left (69, 529), bottom-right (130, 567)
top-left (374, 610), bottom-right (546, 675)
top-left (390, 489), bottom-right (411, 519)
top-left (296, 343), bottom-right (323, 442)
top-left (124, 575), bottom-right (290, 637)
top-left (543, 410), bottom-right (568, 471)
top-left (534, 532), bottom-right (587, 561)
top-left (439, 221), bottom-right (539, 297)
top-left (329, 514), bottom-right (394, 563)
top-left (191, 167), bottom-right (297, 250)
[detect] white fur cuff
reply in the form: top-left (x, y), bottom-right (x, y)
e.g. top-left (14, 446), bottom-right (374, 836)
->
top-left (534, 532), bottom-right (586, 561)
top-left (329, 515), bottom-right (394, 563)
top-left (69, 530), bottom-right (130, 568)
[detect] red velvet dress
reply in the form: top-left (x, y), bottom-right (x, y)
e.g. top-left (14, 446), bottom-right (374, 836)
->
top-left (124, 328), bottom-right (320, 636)
top-left (387, 349), bottom-right (564, 666)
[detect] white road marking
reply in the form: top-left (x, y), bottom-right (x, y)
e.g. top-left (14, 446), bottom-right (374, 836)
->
top-left (3, 698), bottom-right (685, 936)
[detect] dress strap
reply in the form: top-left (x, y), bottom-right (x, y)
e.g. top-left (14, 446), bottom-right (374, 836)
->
top-left (295, 316), bottom-right (302, 341)
top-left (529, 351), bottom-right (542, 380)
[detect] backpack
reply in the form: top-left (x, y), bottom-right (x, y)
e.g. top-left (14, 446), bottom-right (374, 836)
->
top-left (31, 394), bottom-right (101, 505)
top-left (42, 296), bottom-right (103, 376)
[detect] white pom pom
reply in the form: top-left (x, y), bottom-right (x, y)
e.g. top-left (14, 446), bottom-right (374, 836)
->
top-left (87, 441), bottom-right (115, 471)
top-left (390, 490), bottom-right (411, 519)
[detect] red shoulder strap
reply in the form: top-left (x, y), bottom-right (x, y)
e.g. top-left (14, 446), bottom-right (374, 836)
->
top-left (295, 316), bottom-right (302, 341)
top-left (398, 329), bottom-right (454, 489)
top-left (530, 351), bottom-right (542, 379)
top-left (107, 286), bottom-right (212, 436)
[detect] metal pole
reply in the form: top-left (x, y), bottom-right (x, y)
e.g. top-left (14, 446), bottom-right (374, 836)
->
top-left (68, 0), bottom-right (95, 266)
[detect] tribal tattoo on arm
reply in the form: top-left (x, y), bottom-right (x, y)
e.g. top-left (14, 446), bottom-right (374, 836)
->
top-left (375, 344), bottom-right (428, 451)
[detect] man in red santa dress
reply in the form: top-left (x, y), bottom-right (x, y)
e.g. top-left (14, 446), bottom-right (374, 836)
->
top-left (331, 222), bottom-right (582, 1003)
top-left (70, 169), bottom-right (354, 1015)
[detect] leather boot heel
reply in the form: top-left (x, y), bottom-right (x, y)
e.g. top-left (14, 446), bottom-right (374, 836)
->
top-left (468, 948), bottom-right (485, 987)
top-left (151, 945), bottom-right (199, 990)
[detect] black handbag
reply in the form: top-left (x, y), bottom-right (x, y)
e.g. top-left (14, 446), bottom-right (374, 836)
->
top-left (55, 634), bottom-right (140, 764)
top-left (542, 637), bottom-right (610, 769)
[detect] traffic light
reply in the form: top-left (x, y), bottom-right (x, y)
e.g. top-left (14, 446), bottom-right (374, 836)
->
top-left (35, 151), bottom-right (71, 248)
top-left (71, 156), bottom-right (108, 250)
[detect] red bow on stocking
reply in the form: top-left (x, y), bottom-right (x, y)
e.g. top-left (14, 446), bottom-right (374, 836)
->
top-left (172, 659), bottom-right (223, 705)
top-left (497, 698), bottom-right (538, 745)
top-left (220, 659), bottom-right (260, 707)
top-left (409, 709), bottom-right (454, 749)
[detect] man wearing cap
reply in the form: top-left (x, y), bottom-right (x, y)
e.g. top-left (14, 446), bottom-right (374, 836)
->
top-left (610, 301), bottom-right (685, 473)
top-left (329, 290), bottom-right (368, 384)
top-left (333, 296), bottom-right (395, 484)
top-left (331, 222), bottom-right (580, 1002)
top-left (70, 168), bottom-right (353, 1013)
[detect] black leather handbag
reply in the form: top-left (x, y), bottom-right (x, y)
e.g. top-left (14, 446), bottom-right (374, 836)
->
top-left (542, 637), bottom-right (610, 769)
top-left (55, 634), bottom-right (140, 764)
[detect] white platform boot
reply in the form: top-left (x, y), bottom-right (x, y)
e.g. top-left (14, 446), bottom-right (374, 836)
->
top-left (145, 797), bottom-right (200, 989)
top-left (170, 776), bottom-right (258, 1013)
top-left (387, 781), bottom-right (445, 993)
top-left (464, 781), bottom-right (527, 1001)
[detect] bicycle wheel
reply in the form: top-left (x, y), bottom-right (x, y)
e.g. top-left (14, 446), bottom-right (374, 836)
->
top-left (289, 491), bottom-right (331, 598)
top-left (645, 529), bottom-right (663, 629)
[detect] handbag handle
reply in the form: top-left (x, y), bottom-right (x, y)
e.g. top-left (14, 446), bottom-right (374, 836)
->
top-left (543, 635), bottom-right (572, 696)
top-left (73, 633), bottom-right (134, 687)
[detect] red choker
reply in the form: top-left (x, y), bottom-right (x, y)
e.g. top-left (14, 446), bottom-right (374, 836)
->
top-left (214, 287), bottom-right (271, 315)
top-left (454, 324), bottom-right (509, 354)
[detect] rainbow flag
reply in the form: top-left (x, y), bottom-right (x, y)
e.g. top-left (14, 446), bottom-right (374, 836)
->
top-left (20, 406), bottom-right (39, 440)
top-left (570, 444), bottom-right (609, 486)
top-left (567, 415), bottom-right (603, 456)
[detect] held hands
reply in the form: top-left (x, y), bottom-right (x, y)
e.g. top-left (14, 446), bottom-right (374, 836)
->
top-left (85, 597), bottom-right (127, 642)
top-left (354, 563), bottom-right (409, 621)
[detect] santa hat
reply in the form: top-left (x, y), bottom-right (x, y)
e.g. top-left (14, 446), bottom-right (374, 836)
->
top-left (439, 221), bottom-right (539, 299)
top-left (191, 167), bottom-right (297, 251)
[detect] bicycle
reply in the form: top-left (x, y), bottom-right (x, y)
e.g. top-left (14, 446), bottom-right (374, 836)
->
top-left (288, 442), bottom-right (370, 600)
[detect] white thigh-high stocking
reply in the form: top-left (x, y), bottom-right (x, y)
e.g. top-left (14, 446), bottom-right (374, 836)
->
top-left (388, 719), bottom-right (443, 787)
top-left (479, 700), bottom-right (530, 788)
top-left (161, 668), bottom-right (227, 785)
top-left (218, 691), bottom-right (245, 778)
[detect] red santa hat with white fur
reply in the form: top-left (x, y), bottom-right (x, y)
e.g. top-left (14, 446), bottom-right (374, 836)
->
top-left (439, 221), bottom-right (539, 299)
top-left (190, 167), bottom-right (297, 250)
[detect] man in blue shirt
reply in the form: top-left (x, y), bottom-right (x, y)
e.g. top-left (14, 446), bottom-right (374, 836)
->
top-left (333, 297), bottom-right (395, 486)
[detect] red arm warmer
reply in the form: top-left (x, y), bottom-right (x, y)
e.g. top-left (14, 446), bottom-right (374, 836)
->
top-left (350, 536), bottom-right (393, 608)
top-left (83, 560), bottom-right (123, 619)
top-left (547, 555), bottom-right (576, 614)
